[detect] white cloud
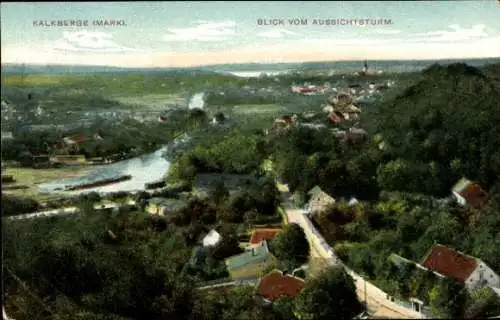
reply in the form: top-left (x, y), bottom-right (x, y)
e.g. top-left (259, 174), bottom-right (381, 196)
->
top-left (371, 29), bottom-right (401, 35)
top-left (413, 24), bottom-right (489, 42)
top-left (52, 30), bottom-right (138, 53)
top-left (301, 38), bottom-right (400, 46)
top-left (256, 29), bottom-right (299, 38)
top-left (163, 20), bottom-right (236, 42)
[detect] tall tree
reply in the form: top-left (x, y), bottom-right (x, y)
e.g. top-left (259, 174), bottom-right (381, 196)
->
top-left (294, 267), bottom-right (363, 320)
top-left (270, 223), bottom-right (310, 268)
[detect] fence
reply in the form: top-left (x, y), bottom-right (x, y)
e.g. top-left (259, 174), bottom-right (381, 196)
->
top-left (196, 277), bottom-right (259, 290)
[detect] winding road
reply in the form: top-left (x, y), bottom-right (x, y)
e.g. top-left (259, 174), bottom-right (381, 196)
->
top-left (278, 182), bottom-right (426, 319)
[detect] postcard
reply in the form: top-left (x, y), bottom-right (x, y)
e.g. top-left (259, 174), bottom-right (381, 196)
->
top-left (2, 2), bottom-right (500, 320)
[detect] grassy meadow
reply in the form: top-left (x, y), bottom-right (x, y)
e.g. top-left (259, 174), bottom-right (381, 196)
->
top-left (2, 167), bottom-right (95, 201)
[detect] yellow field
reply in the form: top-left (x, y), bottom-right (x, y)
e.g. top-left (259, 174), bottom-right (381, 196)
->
top-left (2, 167), bottom-right (94, 201)
top-left (1, 75), bottom-right (71, 86)
top-left (231, 104), bottom-right (282, 115)
top-left (111, 93), bottom-right (188, 107)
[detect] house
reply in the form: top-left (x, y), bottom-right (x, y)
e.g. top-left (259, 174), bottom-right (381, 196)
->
top-left (202, 229), bottom-right (222, 248)
top-left (1, 131), bottom-right (14, 141)
top-left (275, 115), bottom-right (294, 125)
top-left (337, 93), bottom-right (353, 106)
top-left (451, 178), bottom-right (489, 209)
top-left (146, 198), bottom-right (188, 216)
top-left (212, 112), bottom-right (226, 125)
top-left (292, 85), bottom-right (318, 95)
top-left (421, 244), bottom-right (500, 291)
top-left (254, 269), bottom-right (305, 305)
top-left (322, 105), bottom-right (335, 113)
top-left (249, 228), bottom-right (282, 247)
top-left (347, 127), bottom-right (368, 145)
top-left (307, 186), bottom-right (336, 215)
top-left (225, 240), bottom-right (277, 280)
top-left (348, 197), bottom-right (359, 206)
top-left (328, 111), bottom-right (344, 124)
top-left (158, 114), bottom-right (168, 123)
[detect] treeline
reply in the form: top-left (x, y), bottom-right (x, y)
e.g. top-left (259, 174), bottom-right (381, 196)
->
top-left (1, 110), bottom-right (202, 164)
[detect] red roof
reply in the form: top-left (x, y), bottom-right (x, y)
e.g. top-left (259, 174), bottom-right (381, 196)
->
top-left (328, 112), bottom-right (342, 124)
top-left (73, 136), bottom-right (88, 143)
top-left (249, 228), bottom-right (281, 245)
top-left (255, 270), bottom-right (305, 302)
top-left (459, 183), bottom-right (489, 209)
top-left (299, 87), bottom-right (317, 93)
top-left (422, 244), bottom-right (477, 283)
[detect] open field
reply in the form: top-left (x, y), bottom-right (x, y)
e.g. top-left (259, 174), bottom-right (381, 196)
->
top-left (230, 104), bottom-right (284, 115)
top-left (1, 72), bottom-right (246, 96)
top-left (2, 167), bottom-right (94, 201)
top-left (111, 93), bottom-right (188, 108)
top-left (1, 75), bottom-right (70, 86)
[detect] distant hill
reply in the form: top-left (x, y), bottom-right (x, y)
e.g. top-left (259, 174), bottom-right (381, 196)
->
top-left (0, 64), bottom-right (217, 76)
top-left (1, 58), bottom-right (499, 76)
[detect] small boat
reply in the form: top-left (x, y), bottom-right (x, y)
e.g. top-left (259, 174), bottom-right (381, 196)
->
top-left (65, 174), bottom-right (132, 191)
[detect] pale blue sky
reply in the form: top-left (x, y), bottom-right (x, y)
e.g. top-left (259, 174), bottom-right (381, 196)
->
top-left (1, 1), bottom-right (499, 67)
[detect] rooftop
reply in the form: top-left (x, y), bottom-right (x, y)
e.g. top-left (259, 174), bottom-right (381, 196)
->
top-left (255, 270), bottom-right (305, 302)
top-left (202, 229), bottom-right (222, 247)
top-left (421, 244), bottom-right (477, 283)
top-left (459, 183), bottom-right (489, 209)
top-left (249, 228), bottom-right (282, 245)
top-left (225, 240), bottom-right (272, 271)
top-left (452, 177), bottom-right (472, 194)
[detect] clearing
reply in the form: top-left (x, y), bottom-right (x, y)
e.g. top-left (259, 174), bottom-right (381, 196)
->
top-left (2, 167), bottom-right (94, 201)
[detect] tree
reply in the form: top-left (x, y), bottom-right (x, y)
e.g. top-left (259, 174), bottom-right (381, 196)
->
top-left (273, 296), bottom-right (298, 320)
top-left (270, 223), bottom-right (310, 269)
top-left (210, 179), bottom-right (229, 205)
top-left (375, 63), bottom-right (500, 196)
top-left (214, 112), bottom-right (226, 124)
top-left (294, 267), bottom-right (363, 320)
top-left (1, 195), bottom-right (40, 216)
top-left (429, 278), bottom-right (467, 318)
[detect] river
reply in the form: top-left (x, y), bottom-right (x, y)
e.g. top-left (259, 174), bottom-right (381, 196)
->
top-left (37, 92), bottom-right (205, 195)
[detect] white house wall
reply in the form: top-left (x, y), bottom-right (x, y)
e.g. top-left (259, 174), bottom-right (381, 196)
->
top-left (465, 260), bottom-right (500, 291)
top-left (452, 191), bottom-right (467, 206)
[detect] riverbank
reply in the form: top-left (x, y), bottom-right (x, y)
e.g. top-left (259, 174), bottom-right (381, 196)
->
top-left (35, 94), bottom-right (198, 196)
top-left (1, 166), bottom-right (97, 201)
